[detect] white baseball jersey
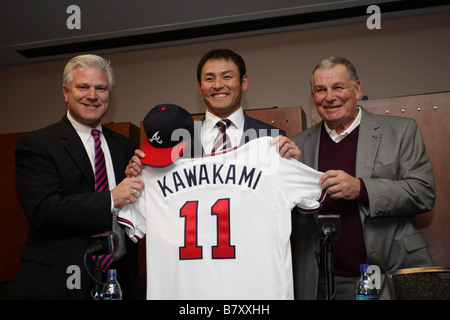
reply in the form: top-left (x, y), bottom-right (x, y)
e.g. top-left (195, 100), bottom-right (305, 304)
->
top-left (118, 137), bottom-right (326, 300)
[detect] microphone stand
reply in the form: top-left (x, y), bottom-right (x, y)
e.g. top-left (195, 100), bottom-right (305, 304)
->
top-left (317, 215), bottom-right (340, 301)
top-left (93, 255), bottom-right (102, 300)
top-left (323, 227), bottom-right (335, 300)
top-left (85, 231), bottom-right (119, 300)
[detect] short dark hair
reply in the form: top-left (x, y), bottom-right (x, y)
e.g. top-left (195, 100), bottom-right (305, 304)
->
top-left (196, 49), bottom-right (247, 83)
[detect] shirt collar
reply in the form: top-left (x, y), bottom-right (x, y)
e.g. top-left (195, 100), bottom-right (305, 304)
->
top-left (204, 107), bottom-right (245, 133)
top-left (324, 107), bottom-right (361, 143)
top-left (67, 111), bottom-right (103, 144)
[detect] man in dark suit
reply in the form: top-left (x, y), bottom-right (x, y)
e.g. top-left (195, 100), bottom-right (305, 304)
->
top-left (126, 49), bottom-right (299, 175)
top-left (194, 49), bottom-right (290, 155)
top-left (14, 54), bottom-right (144, 299)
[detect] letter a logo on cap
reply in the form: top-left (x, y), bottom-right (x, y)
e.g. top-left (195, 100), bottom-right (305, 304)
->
top-left (150, 131), bottom-right (163, 144)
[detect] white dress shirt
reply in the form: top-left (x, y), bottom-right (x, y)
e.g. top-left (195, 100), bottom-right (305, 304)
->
top-left (324, 107), bottom-right (362, 143)
top-left (201, 107), bottom-right (245, 154)
top-left (67, 111), bottom-right (117, 210)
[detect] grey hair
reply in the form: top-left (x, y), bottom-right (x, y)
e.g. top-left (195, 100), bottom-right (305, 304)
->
top-left (63, 54), bottom-right (115, 91)
top-left (310, 56), bottom-right (359, 88)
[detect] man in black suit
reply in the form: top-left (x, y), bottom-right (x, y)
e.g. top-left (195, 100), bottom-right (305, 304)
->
top-left (126, 49), bottom-right (299, 176)
top-left (14, 54), bottom-right (144, 299)
top-left (194, 49), bottom-right (298, 156)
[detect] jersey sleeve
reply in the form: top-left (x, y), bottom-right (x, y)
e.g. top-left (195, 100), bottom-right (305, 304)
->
top-left (117, 176), bottom-right (147, 242)
top-left (273, 144), bottom-right (326, 213)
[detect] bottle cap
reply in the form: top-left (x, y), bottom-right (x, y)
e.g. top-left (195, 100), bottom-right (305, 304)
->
top-left (360, 264), bottom-right (370, 272)
top-left (107, 269), bottom-right (117, 276)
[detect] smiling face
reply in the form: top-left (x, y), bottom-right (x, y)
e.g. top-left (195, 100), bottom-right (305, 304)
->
top-left (311, 64), bottom-right (362, 134)
top-left (63, 66), bottom-right (111, 128)
top-left (197, 58), bottom-right (249, 118)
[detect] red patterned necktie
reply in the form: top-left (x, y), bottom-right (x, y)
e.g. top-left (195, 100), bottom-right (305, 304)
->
top-left (92, 129), bottom-right (109, 193)
top-left (211, 119), bottom-right (231, 153)
top-left (91, 129), bottom-right (113, 272)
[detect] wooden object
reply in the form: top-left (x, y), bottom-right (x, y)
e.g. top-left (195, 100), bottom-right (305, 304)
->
top-left (103, 122), bottom-right (140, 149)
top-left (0, 132), bottom-right (30, 282)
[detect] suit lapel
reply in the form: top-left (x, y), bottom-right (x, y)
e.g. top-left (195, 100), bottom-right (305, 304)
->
top-left (242, 113), bottom-right (251, 133)
top-left (355, 107), bottom-right (381, 178)
top-left (103, 128), bottom-right (125, 184)
top-left (303, 124), bottom-right (322, 170)
top-left (59, 116), bottom-right (95, 188)
top-left (240, 113), bottom-right (253, 145)
top-left (240, 112), bottom-right (280, 144)
top-left (308, 108), bottom-right (380, 177)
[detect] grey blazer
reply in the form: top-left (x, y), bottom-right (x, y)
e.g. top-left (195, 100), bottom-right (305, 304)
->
top-left (291, 107), bottom-right (435, 299)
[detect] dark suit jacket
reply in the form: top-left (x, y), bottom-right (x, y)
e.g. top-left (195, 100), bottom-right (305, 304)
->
top-left (13, 115), bottom-right (138, 300)
top-left (191, 112), bottom-right (286, 156)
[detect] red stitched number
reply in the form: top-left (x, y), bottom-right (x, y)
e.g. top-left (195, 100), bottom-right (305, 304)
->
top-left (179, 201), bottom-right (202, 259)
top-left (211, 199), bottom-right (236, 259)
top-left (179, 199), bottom-right (235, 260)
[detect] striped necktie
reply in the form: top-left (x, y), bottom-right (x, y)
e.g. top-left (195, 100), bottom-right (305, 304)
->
top-left (91, 129), bottom-right (113, 271)
top-left (92, 129), bottom-right (109, 192)
top-left (211, 119), bottom-right (231, 153)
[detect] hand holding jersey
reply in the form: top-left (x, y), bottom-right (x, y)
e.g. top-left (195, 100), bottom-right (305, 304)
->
top-left (118, 104), bottom-right (326, 299)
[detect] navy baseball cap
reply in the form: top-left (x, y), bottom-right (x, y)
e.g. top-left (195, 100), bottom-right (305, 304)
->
top-left (141, 104), bottom-right (194, 166)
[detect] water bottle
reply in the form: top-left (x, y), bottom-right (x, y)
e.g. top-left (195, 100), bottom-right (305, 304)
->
top-left (100, 269), bottom-right (122, 300)
top-left (356, 264), bottom-right (378, 300)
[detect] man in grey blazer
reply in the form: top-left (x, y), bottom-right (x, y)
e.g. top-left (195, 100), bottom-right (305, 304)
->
top-left (291, 57), bottom-right (435, 299)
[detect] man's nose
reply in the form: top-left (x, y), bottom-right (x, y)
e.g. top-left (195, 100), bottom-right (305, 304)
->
top-left (86, 87), bottom-right (97, 99)
top-left (213, 78), bottom-right (224, 89)
top-left (324, 89), bottom-right (336, 102)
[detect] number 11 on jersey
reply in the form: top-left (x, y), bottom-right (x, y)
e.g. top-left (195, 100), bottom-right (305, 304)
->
top-left (179, 199), bottom-right (236, 260)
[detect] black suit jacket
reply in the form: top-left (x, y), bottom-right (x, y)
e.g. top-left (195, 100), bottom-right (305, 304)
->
top-left (13, 115), bottom-right (138, 300)
top-left (191, 112), bottom-right (286, 156)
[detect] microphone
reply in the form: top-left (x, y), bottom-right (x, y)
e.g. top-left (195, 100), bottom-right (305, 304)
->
top-left (86, 231), bottom-right (119, 255)
top-left (317, 215), bottom-right (340, 240)
top-left (322, 222), bottom-right (336, 237)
